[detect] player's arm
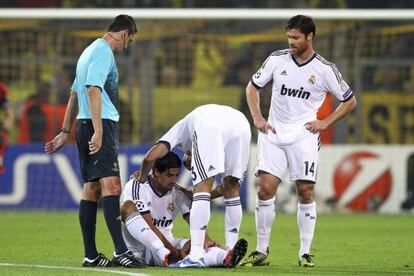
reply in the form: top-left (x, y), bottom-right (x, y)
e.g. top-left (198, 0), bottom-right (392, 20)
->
top-left (141, 212), bottom-right (181, 257)
top-left (87, 86), bottom-right (102, 155)
top-left (45, 91), bottom-right (78, 154)
top-left (246, 81), bottom-right (275, 134)
top-left (138, 142), bottom-right (169, 182)
top-left (305, 97), bottom-right (357, 133)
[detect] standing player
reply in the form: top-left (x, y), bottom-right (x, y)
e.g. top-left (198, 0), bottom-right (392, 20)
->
top-left (121, 151), bottom-right (248, 268)
top-left (44, 15), bottom-right (143, 268)
top-left (137, 104), bottom-right (251, 268)
top-left (240, 15), bottom-right (357, 267)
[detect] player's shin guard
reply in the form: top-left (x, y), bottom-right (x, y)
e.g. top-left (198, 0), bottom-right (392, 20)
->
top-left (297, 202), bottom-right (316, 257)
top-left (189, 192), bottom-right (211, 260)
top-left (224, 196), bottom-right (242, 249)
top-left (255, 197), bottom-right (275, 254)
top-left (125, 212), bottom-right (169, 265)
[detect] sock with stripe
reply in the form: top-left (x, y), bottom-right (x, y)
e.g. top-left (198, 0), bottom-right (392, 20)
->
top-left (188, 192), bottom-right (211, 260)
top-left (224, 196), bottom-right (242, 249)
top-left (297, 201), bottom-right (316, 257)
top-left (125, 212), bottom-right (169, 265)
top-left (255, 197), bottom-right (276, 254)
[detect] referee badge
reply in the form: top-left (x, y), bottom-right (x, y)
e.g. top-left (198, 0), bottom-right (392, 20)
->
top-left (167, 203), bottom-right (174, 213)
top-left (308, 75), bottom-right (316, 85)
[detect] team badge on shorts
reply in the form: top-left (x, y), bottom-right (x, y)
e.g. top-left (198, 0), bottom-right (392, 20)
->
top-left (308, 75), bottom-right (316, 85)
top-left (167, 203), bottom-right (174, 213)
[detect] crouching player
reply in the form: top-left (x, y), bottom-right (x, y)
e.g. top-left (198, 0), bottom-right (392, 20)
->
top-left (120, 151), bottom-right (247, 267)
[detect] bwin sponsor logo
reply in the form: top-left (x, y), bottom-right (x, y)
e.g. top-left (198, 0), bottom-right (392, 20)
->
top-left (280, 84), bottom-right (310, 99)
top-left (153, 216), bottom-right (173, 227)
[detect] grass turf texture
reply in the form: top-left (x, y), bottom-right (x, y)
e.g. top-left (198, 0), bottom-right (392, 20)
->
top-left (0, 212), bottom-right (413, 275)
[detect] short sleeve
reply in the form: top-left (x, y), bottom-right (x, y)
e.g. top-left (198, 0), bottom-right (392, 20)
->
top-left (251, 54), bottom-right (278, 90)
top-left (85, 48), bottom-right (113, 90)
top-left (324, 65), bottom-right (354, 102)
top-left (122, 179), bottom-right (151, 215)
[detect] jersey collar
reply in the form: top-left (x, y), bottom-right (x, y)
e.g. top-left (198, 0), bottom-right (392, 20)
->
top-left (148, 177), bottom-right (169, 198)
top-left (291, 52), bottom-right (316, 67)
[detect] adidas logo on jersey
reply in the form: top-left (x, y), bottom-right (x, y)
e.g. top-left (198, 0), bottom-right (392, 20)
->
top-left (228, 228), bottom-right (239, 233)
top-left (280, 84), bottom-right (310, 100)
top-left (208, 165), bottom-right (215, 172)
top-left (280, 70), bottom-right (287, 76)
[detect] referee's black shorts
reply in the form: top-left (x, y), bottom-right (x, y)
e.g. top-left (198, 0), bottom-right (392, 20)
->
top-left (76, 119), bottom-right (120, 182)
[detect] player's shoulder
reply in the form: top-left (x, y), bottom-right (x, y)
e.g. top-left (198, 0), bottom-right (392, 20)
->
top-left (262, 49), bottom-right (291, 67)
top-left (270, 48), bottom-right (291, 57)
top-left (314, 53), bottom-right (343, 81)
top-left (314, 53), bottom-right (339, 71)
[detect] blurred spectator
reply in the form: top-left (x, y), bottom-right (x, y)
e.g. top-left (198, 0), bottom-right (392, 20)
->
top-left (0, 82), bottom-right (13, 173)
top-left (317, 94), bottom-right (334, 144)
top-left (17, 83), bottom-right (71, 143)
top-left (118, 98), bottom-right (134, 144)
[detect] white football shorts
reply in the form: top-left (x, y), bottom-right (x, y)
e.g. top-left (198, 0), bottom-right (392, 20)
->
top-left (256, 130), bottom-right (320, 183)
top-left (190, 114), bottom-right (251, 185)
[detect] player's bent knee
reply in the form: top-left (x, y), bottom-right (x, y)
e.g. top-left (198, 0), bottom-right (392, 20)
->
top-left (120, 200), bottom-right (137, 222)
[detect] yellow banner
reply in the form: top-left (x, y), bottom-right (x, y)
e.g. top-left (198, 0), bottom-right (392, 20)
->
top-left (361, 93), bottom-right (414, 144)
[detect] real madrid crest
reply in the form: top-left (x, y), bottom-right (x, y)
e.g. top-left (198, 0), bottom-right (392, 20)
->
top-left (167, 203), bottom-right (174, 212)
top-left (308, 75), bottom-right (316, 85)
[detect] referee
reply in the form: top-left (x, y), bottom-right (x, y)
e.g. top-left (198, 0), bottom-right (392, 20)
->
top-left (45, 15), bottom-right (143, 268)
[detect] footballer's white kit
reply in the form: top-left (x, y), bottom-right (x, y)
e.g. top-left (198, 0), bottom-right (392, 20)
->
top-left (252, 49), bottom-right (353, 182)
top-left (122, 179), bottom-right (191, 265)
top-left (159, 104), bottom-right (251, 185)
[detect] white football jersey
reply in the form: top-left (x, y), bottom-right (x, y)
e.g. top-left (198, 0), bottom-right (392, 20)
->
top-left (122, 179), bottom-right (191, 237)
top-left (158, 104), bottom-right (251, 184)
top-left (252, 49), bottom-right (353, 143)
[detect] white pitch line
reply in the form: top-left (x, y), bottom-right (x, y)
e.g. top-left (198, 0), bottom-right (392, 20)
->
top-left (0, 262), bottom-right (149, 276)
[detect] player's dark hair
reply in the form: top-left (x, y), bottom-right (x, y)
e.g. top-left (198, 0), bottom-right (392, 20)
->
top-left (108, 14), bottom-right (137, 36)
top-left (153, 152), bottom-right (182, 173)
top-left (284, 15), bottom-right (316, 38)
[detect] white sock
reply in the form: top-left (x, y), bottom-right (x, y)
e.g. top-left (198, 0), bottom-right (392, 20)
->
top-left (202, 246), bottom-right (227, 267)
top-left (125, 212), bottom-right (169, 263)
top-left (297, 202), bottom-right (317, 257)
top-left (189, 192), bottom-right (211, 260)
top-left (224, 196), bottom-right (242, 249)
top-left (255, 197), bottom-right (275, 254)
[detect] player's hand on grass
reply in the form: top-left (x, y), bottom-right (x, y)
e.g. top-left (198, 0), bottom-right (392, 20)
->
top-left (305, 119), bottom-right (328, 133)
top-left (44, 132), bottom-right (68, 154)
top-left (253, 116), bottom-right (276, 134)
top-left (88, 132), bottom-right (102, 155)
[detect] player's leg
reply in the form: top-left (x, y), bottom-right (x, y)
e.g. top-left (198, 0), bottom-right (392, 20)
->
top-left (241, 133), bottom-right (286, 267)
top-left (120, 200), bottom-right (169, 266)
top-left (222, 125), bottom-right (250, 249)
top-left (187, 177), bottom-right (215, 264)
top-left (288, 132), bottom-right (319, 267)
top-left (222, 176), bottom-right (242, 249)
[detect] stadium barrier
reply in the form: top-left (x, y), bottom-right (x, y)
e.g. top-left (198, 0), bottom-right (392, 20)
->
top-left (1, 144), bottom-right (412, 214)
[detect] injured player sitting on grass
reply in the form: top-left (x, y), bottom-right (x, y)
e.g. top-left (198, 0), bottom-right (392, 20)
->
top-left (120, 151), bottom-right (247, 267)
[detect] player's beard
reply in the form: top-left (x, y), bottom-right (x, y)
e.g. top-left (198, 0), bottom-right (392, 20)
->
top-left (291, 43), bottom-right (308, 57)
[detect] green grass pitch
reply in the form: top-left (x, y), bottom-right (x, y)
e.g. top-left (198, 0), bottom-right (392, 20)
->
top-left (0, 211), bottom-right (413, 275)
